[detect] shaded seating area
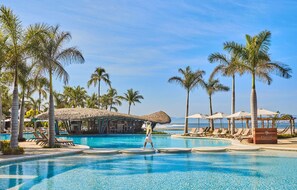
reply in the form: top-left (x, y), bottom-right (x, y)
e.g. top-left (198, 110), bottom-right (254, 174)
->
top-left (35, 108), bottom-right (171, 135)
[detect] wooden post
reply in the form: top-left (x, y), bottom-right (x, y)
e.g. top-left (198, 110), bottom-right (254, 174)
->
top-left (227, 119), bottom-right (231, 131)
top-left (246, 119), bottom-right (249, 129)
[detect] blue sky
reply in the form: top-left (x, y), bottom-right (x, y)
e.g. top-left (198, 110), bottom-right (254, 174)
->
top-left (2, 0), bottom-right (297, 117)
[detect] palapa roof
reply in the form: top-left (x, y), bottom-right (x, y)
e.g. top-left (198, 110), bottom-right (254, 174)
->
top-left (35, 108), bottom-right (171, 124)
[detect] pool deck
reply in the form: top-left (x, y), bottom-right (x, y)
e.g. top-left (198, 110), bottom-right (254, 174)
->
top-left (0, 142), bottom-right (89, 165)
top-left (1, 136), bottom-right (297, 165)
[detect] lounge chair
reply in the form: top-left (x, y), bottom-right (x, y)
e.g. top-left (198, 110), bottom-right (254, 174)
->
top-left (191, 128), bottom-right (205, 137)
top-left (238, 129), bottom-right (252, 141)
top-left (212, 128), bottom-right (220, 137)
top-left (232, 128), bottom-right (243, 138)
top-left (219, 128), bottom-right (228, 137)
top-left (189, 128), bottom-right (197, 135)
top-left (27, 131), bottom-right (43, 142)
top-left (38, 132), bottom-right (75, 146)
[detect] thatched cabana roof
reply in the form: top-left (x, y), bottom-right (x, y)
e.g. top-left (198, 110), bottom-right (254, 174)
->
top-left (35, 108), bottom-right (171, 124)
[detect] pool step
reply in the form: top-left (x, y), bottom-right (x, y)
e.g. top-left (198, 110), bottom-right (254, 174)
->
top-left (120, 148), bottom-right (155, 154)
top-left (192, 147), bottom-right (226, 152)
top-left (158, 148), bottom-right (191, 153)
top-left (84, 149), bottom-right (119, 155)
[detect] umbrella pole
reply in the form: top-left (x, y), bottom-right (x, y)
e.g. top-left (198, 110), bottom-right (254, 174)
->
top-left (220, 119), bottom-right (222, 129)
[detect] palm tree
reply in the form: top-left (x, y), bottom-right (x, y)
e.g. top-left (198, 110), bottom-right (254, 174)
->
top-left (34, 76), bottom-right (49, 112)
top-left (0, 31), bottom-right (8, 132)
top-left (63, 86), bottom-right (88, 108)
top-left (208, 51), bottom-right (243, 134)
top-left (224, 30), bottom-right (291, 131)
top-left (87, 67), bottom-right (111, 108)
top-left (18, 64), bottom-right (35, 140)
top-left (168, 66), bottom-right (205, 134)
top-left (201, 77), bottom-right (229, 131)
top-left (86, 93), bottom-right (99, 109)
top-left (53, 91), bottom-right (66, 109)
top-left (107, 88), bottom-right (122, 112)
top-left (35, 25), bottom-right (84, 147)
top-left (120, 89), bottom-right (144, 115)
top-left (0, 6), bottom-right (47, 148)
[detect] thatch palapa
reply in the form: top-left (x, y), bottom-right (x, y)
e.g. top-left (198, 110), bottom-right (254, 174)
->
top-left (35, 108), bottom-right (171, 124)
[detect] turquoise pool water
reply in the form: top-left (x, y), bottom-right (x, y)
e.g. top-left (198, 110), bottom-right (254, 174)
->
top-left (1, 151), bottom-right (297, 189)
top-left (59, 135), bottom-right (231, 148)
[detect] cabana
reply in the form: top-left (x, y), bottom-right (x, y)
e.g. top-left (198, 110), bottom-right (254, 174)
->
top-left (35, 108), bottom-right (171, 135)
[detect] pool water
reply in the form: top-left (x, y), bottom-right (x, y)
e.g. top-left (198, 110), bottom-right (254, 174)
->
top-left (1, 151), bottom-right (297, 190)
top-left (59, 135), bottom-right (231, 148)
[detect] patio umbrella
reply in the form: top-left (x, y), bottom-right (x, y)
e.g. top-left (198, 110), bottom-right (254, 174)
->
top-left (227, 111), bottom-right (251, 128)
top-left (257, 108), bottom-right (278, 128)
top-left (207, 112), bottom-right (228, 128)
top-left (187, 113), bottom-right (207, 128)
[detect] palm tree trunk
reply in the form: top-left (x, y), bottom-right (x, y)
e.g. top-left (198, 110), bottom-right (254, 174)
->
top-left (251, 73), bottom-right (257, 135)
top-left (209, 95), bottom-right (214, 131)
top-left (38, 91), bottom-right (41, 112)
top-left (128, 103), bottom-right (131, 115)
top-left (0, 82), bottom-right (3, 132)
top-left (98, 80), bottom-right (101, 109)
top-left (10, 69), bottom-right (19, 149)
top-left (48, 70), bottom-right (55, 147)
top-left (18, 89), bottom-right (25, 140)
top-left (184, 90), bottom-right (190, 134)
top-left (231, 74), bottom-right (235, 135)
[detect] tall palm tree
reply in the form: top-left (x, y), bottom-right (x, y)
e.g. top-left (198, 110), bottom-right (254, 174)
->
top-left (0, 6), bottom-right (47, 148)
top-left (18, 64), bottom-right (35, 140)
top-left (120, 89), bottom-right (144, 115)
top-left (201, 77), bottom-right (229, 131)
top-left (224, 30), bottom-right (291, 131)
top-left (87, 67), bottom-right (111, 108)
top-left (0, 31), bottom-right (8, 132)
top-left (35, 25), bottom-right (84, 147)
top-left (208, 51), bottom-right (243, 134)
top-left (168, 66), bottom-right (205, 134)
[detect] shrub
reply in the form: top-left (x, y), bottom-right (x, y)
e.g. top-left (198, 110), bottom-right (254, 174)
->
top-left (0, 141), bottom-right (24, 155)
top-left (277, 134), bottom-right (297, 139)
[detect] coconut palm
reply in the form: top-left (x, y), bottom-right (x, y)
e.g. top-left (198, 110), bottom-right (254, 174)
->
top-left (34, 76), bottom-right (49, 112)
top-left (87, 67), bottom-right (111, 108)
top-left (35, 25), bottom-right (84, 147)
top-left (120, 89), bottom-right (144, 115)
top-left (0, 6), bottom-right (47, 148)
top-left (201, 77), bottom-right (229, 131)
top-left (208, 51), bottom-right (243, 134)
top-left (107, 88), bottom-right (122, 112)
top-left (18, 64), bottom-right (35, 140)
top-left (63, 86), bottom-right (88, 108)
top-left (0, 31), bottom-right (8, 131)
top-left (224, 30), bottom-right (291, 131)
top-left (168, 66), bottom-right (205, 134)
top-left (86, 93), bottom-right (99, 109)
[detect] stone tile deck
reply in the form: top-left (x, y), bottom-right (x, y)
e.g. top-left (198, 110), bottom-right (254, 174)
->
top-left (0, 142), bottom-right (89, 165)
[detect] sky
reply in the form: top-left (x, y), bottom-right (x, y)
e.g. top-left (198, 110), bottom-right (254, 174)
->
top-left (2, 0), bottom-right (297, 117)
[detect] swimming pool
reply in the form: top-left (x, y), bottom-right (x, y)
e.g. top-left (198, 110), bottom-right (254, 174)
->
top-left (59, 135), bottom-right (231, 148)
top-left (1, 151), bottom-right (297, 189)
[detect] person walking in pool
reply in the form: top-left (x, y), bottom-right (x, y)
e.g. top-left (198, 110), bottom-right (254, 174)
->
top-left (143, 121), bottom-right (154, 150)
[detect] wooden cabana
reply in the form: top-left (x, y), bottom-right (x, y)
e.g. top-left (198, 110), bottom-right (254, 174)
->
top-left (35, 108), bottom-right (171, 135)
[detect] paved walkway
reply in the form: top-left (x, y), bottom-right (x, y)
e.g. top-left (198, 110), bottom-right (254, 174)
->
top-left (0, 142), bottom-right (89, 165)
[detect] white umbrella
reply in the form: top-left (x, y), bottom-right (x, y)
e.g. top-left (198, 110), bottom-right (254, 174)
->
top-left (257, 108), bottom-right (278, 116)
top-left (207, 112), bottom-right (228, 128)
top-left (257, 108), bottom-right (278, 128)
top-left (187, 113), bottom-right (208, 128)
top-left (227, 111), bottom-right (251, 128)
